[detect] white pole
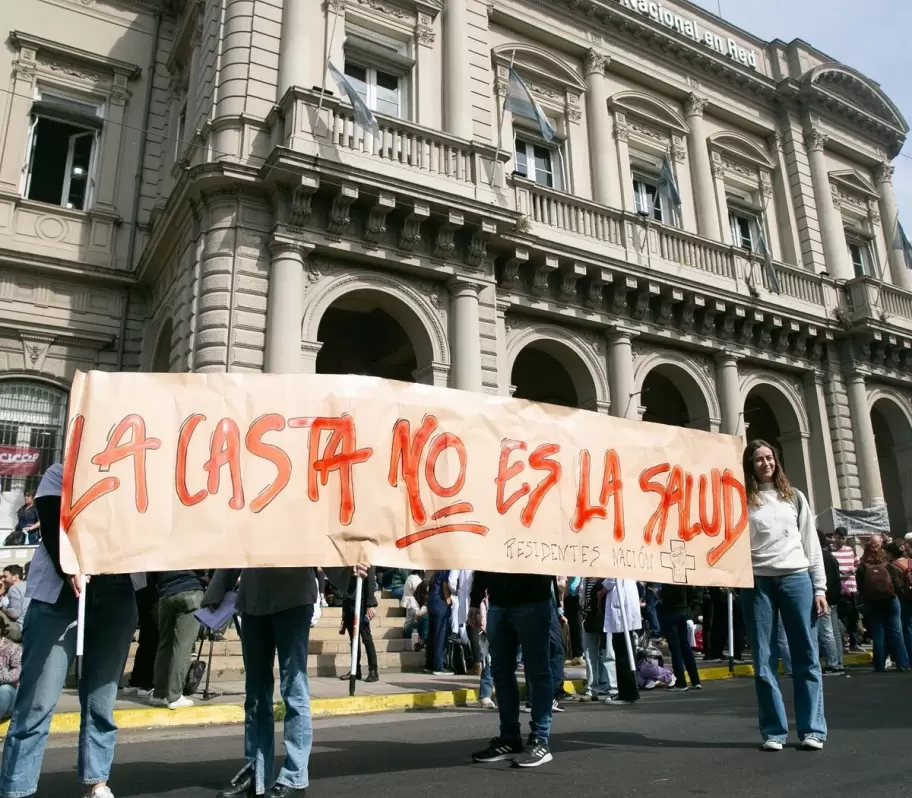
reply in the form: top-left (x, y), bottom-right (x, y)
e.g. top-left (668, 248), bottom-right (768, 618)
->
top-left (727, 589), bottom-right (735, 674)
top-left (617, 582), bottom-right (637, 674)
top-left (348, 576), bottom-right (364, 697)
top-left (76, 575), bottom-right (87, 679)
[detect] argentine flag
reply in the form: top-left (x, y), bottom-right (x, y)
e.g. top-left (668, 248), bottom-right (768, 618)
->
top-left (328, 61), bottom-right (380, 136)
top-left (658, 152), bottom-right (682, 210)
top-left (892, 219), bottom-right (912, 271)
top-left (504, 67), bottom-right (555, 142)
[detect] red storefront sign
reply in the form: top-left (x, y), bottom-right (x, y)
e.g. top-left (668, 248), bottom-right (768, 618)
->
top-left (0, 446), bottom-right (42, 478)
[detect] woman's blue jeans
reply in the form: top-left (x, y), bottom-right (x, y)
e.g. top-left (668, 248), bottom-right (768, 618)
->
top-left (742, 572), bottom-right (827, 744)
top-left (866, 597), bottom-right (910, 672)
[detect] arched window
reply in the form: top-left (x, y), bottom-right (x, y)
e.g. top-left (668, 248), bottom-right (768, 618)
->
top-left (0, 380), bottom-right (68, 530)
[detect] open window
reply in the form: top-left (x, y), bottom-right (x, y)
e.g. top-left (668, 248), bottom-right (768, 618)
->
top-left (23, 91), bottom-right (102, 212)
top-left (633, 175), bottom-right (663, 222)
top-left (514, 137), bottom-right (565, 191)
top-left (846, 236), bottom-right (875, 278)
top-left (729, 208), bottom-right (761, 253)
top-left (343, 24), bottom-right (413, 120)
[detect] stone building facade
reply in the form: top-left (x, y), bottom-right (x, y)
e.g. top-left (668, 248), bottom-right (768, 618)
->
top-left (1, 0), bottom-right (912, 535)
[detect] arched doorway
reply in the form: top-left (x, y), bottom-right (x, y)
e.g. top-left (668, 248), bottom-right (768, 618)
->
top-left (743, 382), bottom-right (811, 502)
top-left (640, 363), bottom-right (711, 430)
top-left (510, 339), bottom-right (600, 410)
top-left (316, 292), bottom-right (420, 382)
top-left (870, 398), bottom-right (912, 534)
top-left (151, 318), bottom-right (174, 373)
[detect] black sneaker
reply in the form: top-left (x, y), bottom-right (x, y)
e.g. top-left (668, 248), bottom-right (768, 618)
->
top-left (472, 736), bottom-right (524, 763)
top-left (512, 735), bottom-right (552, 768)
top-left (555, 688), bottom-right (576, 702)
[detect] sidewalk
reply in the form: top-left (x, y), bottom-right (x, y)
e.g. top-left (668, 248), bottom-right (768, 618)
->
top-left (4, 651), bottom-right (873, 736)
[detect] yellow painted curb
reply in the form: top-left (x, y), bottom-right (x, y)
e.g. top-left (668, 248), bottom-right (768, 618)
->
top-left (0, 651), bottom-right (875, 736)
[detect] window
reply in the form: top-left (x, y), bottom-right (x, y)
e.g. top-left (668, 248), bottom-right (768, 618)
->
top-left (514, 137), bottom-right (564, 190)
top-left (24, 91), bottom-right (102, 211)
top-left (633, 177), bottom-right (663, 222)
top-left (847, 238), bottom-right (873, 278)
top-left (729, 210), bottom-right (758, 252)
top-left (344, 61), bottom-right (401, 118)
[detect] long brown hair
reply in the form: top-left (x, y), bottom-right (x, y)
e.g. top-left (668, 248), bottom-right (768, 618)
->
top-left (742, 439), bottom-right (794, 507)
top-left (861, 540), bottom-right (886, 566)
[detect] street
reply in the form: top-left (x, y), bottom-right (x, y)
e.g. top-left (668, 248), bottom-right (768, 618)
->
top-left (36, 672), bottom-right (908, 797)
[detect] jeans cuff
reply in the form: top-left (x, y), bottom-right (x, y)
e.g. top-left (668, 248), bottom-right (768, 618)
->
top-left (276, 779), bottom-right (309, 789)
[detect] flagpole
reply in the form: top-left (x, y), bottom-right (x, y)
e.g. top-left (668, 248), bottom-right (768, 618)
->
top-left (496, 50), bottom-right (516, 157)
top-left (348, 575), bottom-right (364, 697)
top-left (317, 0), bottom-right (344, 116)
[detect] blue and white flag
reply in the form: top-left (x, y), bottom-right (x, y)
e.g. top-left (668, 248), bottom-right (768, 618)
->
top-left (658, 152), bottom-right (681, 209)
top-left (328, 61), bottom-right (379, 135)
top-left (892, 219), bottom-right (912, 271)
top-left (504, 67), bottom-right (555, 142)
top-left (757, 227), bottom-right (781, 294)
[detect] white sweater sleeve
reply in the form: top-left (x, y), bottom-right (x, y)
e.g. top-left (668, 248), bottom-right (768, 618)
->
top-left (797, 492), bottom-right (826, 596)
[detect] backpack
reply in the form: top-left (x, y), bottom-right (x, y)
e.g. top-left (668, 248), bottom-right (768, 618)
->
top-left (862, 563), bottom-right (895, 602)
top-left (3, 531), bottom-right (24, 547)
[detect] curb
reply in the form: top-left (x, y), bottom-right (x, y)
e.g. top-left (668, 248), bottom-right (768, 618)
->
top-left (3, 652), bottom-right (874, 736)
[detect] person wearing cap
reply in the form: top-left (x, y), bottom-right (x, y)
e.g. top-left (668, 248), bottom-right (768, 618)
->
top-left (0, 464), bottom-right (138, 798)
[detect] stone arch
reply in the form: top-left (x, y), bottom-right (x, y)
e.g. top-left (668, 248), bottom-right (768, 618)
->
top-left (868, 386), bottom-right (912, 531)
top-left (611, 91), bottom-right (689, 134)
top-left (302, 271), bottom-right (450, 386)
top-left (505, 324), bottom-right (609, 412)
top-left (708, 131), bottom-right (776, 171)
top-left (803, 64), bottom-right (908, 132)
top-left (633, 349), bottom-right (720, 432)
top-left (741, 371), bottom-right (812, 501)
top-left (492, 43), bottom-right (587, 92)
top-left (150, 317), bottom-right (175, 373)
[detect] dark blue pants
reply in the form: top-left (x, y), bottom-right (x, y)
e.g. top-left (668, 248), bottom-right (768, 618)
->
top-left (661, 609), bottom-right (701, 687)
top-left (549, 607), bottom-right (565, 696)
top-left (426, 604), bottom-right (450, 672)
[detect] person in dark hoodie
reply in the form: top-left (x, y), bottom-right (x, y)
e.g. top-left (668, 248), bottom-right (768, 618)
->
top-left (659, 583), bottom-right (701, 692)
top-left (149, 570), bottom-right (208, 708)
top-left (0, 464), bottom-right (138, 798)
top-left (468, 572), bottom-right (555, 769)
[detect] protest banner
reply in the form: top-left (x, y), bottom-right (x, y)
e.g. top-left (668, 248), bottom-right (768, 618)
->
top-left (59, 371), bottom-right (753, 587)
top-left (0, 445), bottom-right (42, 478)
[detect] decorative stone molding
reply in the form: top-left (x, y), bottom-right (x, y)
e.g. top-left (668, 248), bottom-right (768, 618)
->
top-left (586, 267), bottom-right (612, 308)
top-left (613, 112), bottom-right (630, 142)
top-left (532, 255), bottom-right (559, 296)
top-left (399, 202), bottom-right (430, 251)
top-left (501, 247), bottom-right (529, 290)
top-left (875, 162), bottom-right (894, 185)
top-left (327, 183), bottom-right (358, 237)
top-left (584, 49), bottom-right (609, 77)
top-left (559, 263), bottom-right (586, 304)
top-left (434, 211), bottom-right (463, 259)
top-left (20, 334), bottom-right (55, 373)
top-left (467, 220), bottom-right (497, 269)
top-left (672, 135), bottom-right (686, 163)
top-left (685, 93), bottom-right (707, 118)
top-left (364, 193), bottom-right (396, 247)
top-left (288, 174), bottom-right (321, 229)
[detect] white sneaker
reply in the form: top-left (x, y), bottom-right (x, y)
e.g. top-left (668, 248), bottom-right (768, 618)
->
top-left (761, 739), bottom-right (784, 752)
top-left (168, 695), bottom-right (194, 710)
top-left (799, 736), bottom-right (824, 751)
top-left (86, 786), bottom-right (115, 798)
top-left (148, 696), bottom-right (167, 707)
top-left (478, 697), bottom-right (496, 709)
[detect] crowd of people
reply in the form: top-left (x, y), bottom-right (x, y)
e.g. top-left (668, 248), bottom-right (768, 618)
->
top-left (0, 440), bottom-right (909, 794)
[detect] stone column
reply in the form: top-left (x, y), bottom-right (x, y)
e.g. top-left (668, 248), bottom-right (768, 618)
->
top-left (613, 112), bottom-right (635, 213)
top-left (875, 163), bottom-right (912, 290)
top-left (804, 370), bottom-right (840, 512)
top-left (685, 94), bottom-right (722, 241)
top-left (93, 89), bottom-right (127, 212)
top-left (714, 353), bottom-right (742, 437)
top-left (845, 371), bottom-right (884, 507)
top-left (277, 0), bottom-right (310, 101)
top-left (443, 0), bottom-right (472, 139)
top-left (265, 236), bottom-right (312, 373)
top-left (448, 277), bottom-right (483, 392)
top-left (607, 327), bottom-right (637, 419)
top-left (805, 128), bottom-right (853, 281)
top-left (584, 50), bottom-right (620, 208)
top-left (185, 22), bottom-right (202, 136)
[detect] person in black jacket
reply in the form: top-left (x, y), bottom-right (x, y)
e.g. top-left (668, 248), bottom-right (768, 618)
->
top-left (340, 566), bottom-right (379, 683)
top-left (816, 533), bottom-right (845, 674)
top-left (659, 584), bottom-right (701, 691)
top-left (468, 572), bottom-right (555, 769)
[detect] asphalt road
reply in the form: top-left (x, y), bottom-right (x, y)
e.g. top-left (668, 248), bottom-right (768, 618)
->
top-left (33, 672), bottom-right (910, 798)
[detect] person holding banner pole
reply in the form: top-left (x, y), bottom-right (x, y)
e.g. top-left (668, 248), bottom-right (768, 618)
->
top-left (206, 563), bottom-right (368, 798)
top-left (600, 578), bottom-right (641, 705)
top-left (0, 464), bottom-right (138, 798)
top-left (740, 440), bottom-right (828, 752)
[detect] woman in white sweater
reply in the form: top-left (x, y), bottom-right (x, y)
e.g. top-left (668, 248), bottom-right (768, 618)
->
top-left (741, 440), bottom-right (828, 752)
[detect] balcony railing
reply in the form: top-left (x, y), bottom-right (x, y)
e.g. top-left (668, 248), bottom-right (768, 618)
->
top-left (846, 277), bottom-right (912, 328)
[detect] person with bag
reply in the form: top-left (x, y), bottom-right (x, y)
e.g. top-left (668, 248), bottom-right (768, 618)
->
top-left (578, 576), bottom-right (616, 701)
top-left (857, 540), bottom-right (909, 673)
top-left (740, 440), bottom-right (828, 752)
top-left (886, 542), bottom-right (912, 660)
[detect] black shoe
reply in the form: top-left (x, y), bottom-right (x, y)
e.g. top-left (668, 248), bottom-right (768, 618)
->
top-left (364, 670), bottom-right (379, 683)
top-left (265, 785), bottom-right (306, 797)
top-left (512, 735), bottom-right (553, 768)
top-left (339, 672), bottom-right (362, 681)
top-left (217, 771), bottom-right (254, 798)
top-left (554, 688), bottom-right (575, 702)
top-left (472, 736), bottom-right (524, 763)
top-left (551, 699), bottom-right (566, 713)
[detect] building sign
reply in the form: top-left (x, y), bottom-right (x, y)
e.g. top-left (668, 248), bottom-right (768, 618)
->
top-left (618, 0), bottom-right (759, 70)
top-left (59, 371), bottom-right (753, 588)
top-left (0, 446), bottom-right (41, 478)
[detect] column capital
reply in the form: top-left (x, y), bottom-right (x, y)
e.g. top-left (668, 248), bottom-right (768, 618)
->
top-left (875, 161), bottom-right (894, 185)
top-left (685, 93), bottom-right (707, 118)
top-left (804, 128), bottom-right (828, 153)
top-left (448, 275), bottom-right (488, 294)
top-left (584, 48), bottom-right (610, 78)
top-left (268, 235), bottom-right (314, 259)
top-left (713, 350), bottom-right (741, 367)
top-left (605, 325), bottom-right (639, 345)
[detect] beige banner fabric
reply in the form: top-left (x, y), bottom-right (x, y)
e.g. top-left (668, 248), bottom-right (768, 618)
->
top-left (59, 371), bottom-right (753, 587)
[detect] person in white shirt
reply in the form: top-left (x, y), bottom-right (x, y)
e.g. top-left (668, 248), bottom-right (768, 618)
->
top-left (741, 440), bottom-right (828, 753)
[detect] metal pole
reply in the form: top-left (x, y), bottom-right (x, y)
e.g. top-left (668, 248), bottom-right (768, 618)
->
top-left (617, 582), bottom-right (637, 674)
top-left (76, 575), bottom-right (87, 679)
top-left (727, 589), bottom-right (735, 674)
top-left (349, 576), bottom-right (364, 697)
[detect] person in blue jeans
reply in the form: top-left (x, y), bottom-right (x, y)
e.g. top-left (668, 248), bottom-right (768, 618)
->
top-left (741, 440), bottom-right (828, 752)
top-left (0, 464), bottom-right (139, 798)
top-left (659, 584), bottom-right (701, 691)
top-left (425, 570), bottom-right (452, 675)
top-left (886, 542), bottom-right (912, 661)
top-left (856, 541), bottom-right (910, 673)
top-left (207, 563), bottom-right (367, 798)
top-left (469, 572), bottom-right (555, 768)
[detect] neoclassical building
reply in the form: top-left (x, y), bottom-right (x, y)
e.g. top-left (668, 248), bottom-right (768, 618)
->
top-left (1, 0), bottom-right (911, 536)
